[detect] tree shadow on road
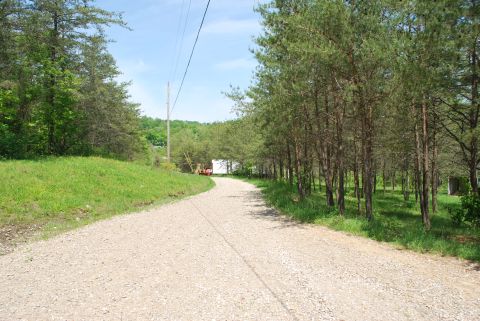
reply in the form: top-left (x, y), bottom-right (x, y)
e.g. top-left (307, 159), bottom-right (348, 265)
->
top-left (231, 190), bottom-right (307, 230)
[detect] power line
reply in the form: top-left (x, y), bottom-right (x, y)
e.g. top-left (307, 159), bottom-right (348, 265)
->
top-left (172, 0), bottom-right (192, 82)
top-left (171, 0), bottom-right (211, 113)
top-left (169, 0), bottom-right (187, 81)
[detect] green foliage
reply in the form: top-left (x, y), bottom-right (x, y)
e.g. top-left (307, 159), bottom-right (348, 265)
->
top-left (0, 0), bottom-right (143, 160)
top-left (159, 162), bottom-right (179, 172)
top-left (140, 116), bottom-right (261, 172)
top-left (224, 0), bottom-right (479, 227)
top-left (450, 194), bottom-right (480, 228)
top-left (458, 178), bottom-right (471, 196)
top-left (140, 117), bottom-right (206, 147)
top-left (0, 157), bottom-right (213, 239)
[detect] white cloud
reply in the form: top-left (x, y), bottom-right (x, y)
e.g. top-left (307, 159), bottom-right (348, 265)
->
top-left (214, 58), bottom-right (257, 71)
top-left (202, 18), bottom-right (260, 35)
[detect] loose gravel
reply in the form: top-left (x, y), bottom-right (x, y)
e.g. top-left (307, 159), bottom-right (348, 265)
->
top-left (0, 177), bottom-right (479, 320)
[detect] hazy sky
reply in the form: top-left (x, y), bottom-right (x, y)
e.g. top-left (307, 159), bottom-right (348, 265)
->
top-left (98, 0), bottom-right (262, 122)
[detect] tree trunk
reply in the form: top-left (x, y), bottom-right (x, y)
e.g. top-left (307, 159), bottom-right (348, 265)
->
top-left (353, 137), bottom-right (361, 213)
top-left (431, 112), bottom-right (438, 213)
top-left (294, 139), bottom-right (305, 199)
top-left (322, 91), bottom-right (335, 207)
top-left (312, 168), bottom-right (316, 192)
top-left (287, 143), bottom-right (294, 186)
top-left (421, 100), bottom-right (431, 229)
top-left (273, 158), bottom-right (277, 180)
top-left (47, 9), bottom-right (59, 154)
top-left (403, 157), bottom-right (410, 201)
top-left (382, 160), bottom-right (386, 194)
top-left (323, 147), bottom-right (335, 207)
top-left (392, 171), bottom-right (396, 192)
top-left (469, 44), bottom-right (479, 195)
top-left (318, 161), bottom-right (323, 192)
top-left (469, 156), bottom-right (478, 195)
top-left (362, 102), bottom-right (374, 221)
top-left (303, 117), bottom-right (313, 196)
top-left (279, 158), bottom-right (284, 181)
top-left (361, 163), bottom-right (365, 199)
top-left (413, 103), bottom-right (422, 206)
top-left (335, 93), bottom-right (345, 215)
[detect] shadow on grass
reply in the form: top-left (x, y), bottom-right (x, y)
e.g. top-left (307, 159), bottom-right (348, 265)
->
top-left (241, 177), bottom-right (480, 263)
top-left (236, 189), bottom-right (307, 229)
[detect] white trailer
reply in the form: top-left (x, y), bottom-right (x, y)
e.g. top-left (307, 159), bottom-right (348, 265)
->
top-left (212, 159), bottom-right (239, 175)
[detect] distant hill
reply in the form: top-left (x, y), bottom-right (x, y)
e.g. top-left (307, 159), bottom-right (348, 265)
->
top-left (140, 116), bottom-right (212, 147)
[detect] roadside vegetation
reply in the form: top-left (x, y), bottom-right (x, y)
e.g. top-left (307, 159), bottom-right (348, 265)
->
top-left (1, 0), bottom-right (479, 263)
top-left (204, 0), bottom-right (480, 263)
top-left (245, 178), bottom-right (480, 262)
top-left (0, 157), bottom-right (213, 251)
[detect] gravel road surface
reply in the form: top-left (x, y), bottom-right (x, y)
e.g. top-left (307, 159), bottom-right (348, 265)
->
top-left (0, 177), bottom-right (479, 320)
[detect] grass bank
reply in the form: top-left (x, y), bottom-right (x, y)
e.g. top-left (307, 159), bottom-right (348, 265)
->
top-left (243, 178), bottom-right (480, 262)
top-left (0, 157), bottom-right (213, 250)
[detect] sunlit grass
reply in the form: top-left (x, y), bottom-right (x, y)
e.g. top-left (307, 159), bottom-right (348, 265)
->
top-left (243, 178), bottom-right (480, 262)
top-left (0, 157), bottom-right (214, 239)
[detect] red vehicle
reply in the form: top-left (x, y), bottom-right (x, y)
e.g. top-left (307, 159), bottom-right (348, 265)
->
top-left (199, 168), bottom-right (212, 176)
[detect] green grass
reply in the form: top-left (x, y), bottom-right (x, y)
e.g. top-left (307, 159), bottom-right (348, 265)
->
top-left (242, 178), bottom-right (480, 262)
top-left (0, 157), bottom-right (214, 241)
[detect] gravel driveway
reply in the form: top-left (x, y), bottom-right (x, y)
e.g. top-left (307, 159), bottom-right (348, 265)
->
top-left (0, 177), bottom-right (479, 320)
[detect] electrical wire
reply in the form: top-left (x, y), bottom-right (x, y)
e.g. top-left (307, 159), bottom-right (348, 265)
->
top-left (172, 0), bottom-right (192, 83)
top-left (171, 0), bottom-right (211, 113)
top-left (169, 0), bottom-right (187, 81)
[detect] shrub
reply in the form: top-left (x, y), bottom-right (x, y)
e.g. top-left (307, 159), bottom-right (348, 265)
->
top-left (448, 206), bottom-right (465, 226)
top-left (461, 193), bottom-right (480, 227)
top-left (159, 162), bottom-right (179, 172)
top-left (449, 193), bottom-right (480, 227)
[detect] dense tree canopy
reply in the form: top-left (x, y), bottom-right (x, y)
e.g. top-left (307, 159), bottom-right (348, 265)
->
top-left (0, 0), bottom-right (143, 159)
top-left (222, 0), bottom-right (479, 227)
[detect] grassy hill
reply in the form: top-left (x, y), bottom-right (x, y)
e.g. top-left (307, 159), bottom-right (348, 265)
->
top-left (0, 157), bottom-right (213, 251)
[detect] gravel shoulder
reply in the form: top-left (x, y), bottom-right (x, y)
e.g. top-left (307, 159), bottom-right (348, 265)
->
top-left (0, 177), bottom-right (479, 320)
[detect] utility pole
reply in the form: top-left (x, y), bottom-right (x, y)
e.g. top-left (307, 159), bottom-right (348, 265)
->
top-left (166, 82), bottom-right (171, 163)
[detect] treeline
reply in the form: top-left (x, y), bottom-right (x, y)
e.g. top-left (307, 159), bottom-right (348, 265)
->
top-left (0, 0), bottom-right (143, 160)
top-left (230, 0), bottom-right (479, 228)
top-left (141, 116), bottom-right (260, 172)
top-left (141, 117), bottom-right (208, 148)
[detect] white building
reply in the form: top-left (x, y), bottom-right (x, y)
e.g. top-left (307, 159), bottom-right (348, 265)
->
top-left (212, 159), bottom-right (239, 175)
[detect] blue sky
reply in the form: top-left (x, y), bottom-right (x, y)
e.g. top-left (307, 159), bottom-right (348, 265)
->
top-left (98, 0), bottom-right (262, 122)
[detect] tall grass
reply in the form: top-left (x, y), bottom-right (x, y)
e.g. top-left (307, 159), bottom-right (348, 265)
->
top-left (245, 178), bottom-right (480, 262)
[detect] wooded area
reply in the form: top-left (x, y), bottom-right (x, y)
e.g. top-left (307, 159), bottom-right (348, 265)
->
top-left (140, 116), bottom-right (259, 172)
top-left (0, 0), bottom-right (143, 160)
top-left (225, 0), bottom-right (480, 229)
top-left (1, 0), bottom-right (479, 230)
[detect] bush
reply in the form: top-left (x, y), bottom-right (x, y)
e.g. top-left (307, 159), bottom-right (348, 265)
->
top-left (449, 193), bottom-right (480, 227)
top-left (461, 194), bottom-right (480, 227)
top-left (448, 206), bottom-right (465, 226)
top-left (159, 162), bottom-right (179, 172)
